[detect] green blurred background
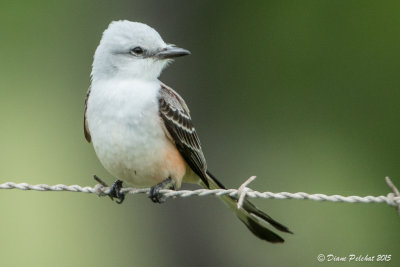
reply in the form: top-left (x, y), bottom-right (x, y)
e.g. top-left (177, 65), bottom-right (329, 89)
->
top-left (0, 0), bottom-right (399, 266)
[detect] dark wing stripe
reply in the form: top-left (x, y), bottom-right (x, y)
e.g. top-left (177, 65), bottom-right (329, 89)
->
top-left (158, 84), bottom-right (210, 187)
top-left (163, 113), bottom-right (201, 152)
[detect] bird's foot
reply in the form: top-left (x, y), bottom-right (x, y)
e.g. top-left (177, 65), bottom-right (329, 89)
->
top-left (149, 177), bottom-right (175, 203)
top-left (94, 175), bottom-right (125, 204)
top-left (109, 179), bottom-right (125, 204)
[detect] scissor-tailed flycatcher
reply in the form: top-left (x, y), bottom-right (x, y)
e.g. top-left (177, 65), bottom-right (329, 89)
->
top-left (85, 20), bottom-right (292, 242)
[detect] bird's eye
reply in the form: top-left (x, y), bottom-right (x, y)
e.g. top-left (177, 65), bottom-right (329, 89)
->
top-left (130, 46), bottom-right (144, 55)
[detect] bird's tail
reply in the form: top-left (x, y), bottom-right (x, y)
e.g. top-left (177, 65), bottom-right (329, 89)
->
top-left (203, 171), bottom-right (292, 243)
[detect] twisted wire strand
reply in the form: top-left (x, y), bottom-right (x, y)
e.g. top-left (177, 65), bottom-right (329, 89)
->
top-left (0, 177), bottom-right (399, 210)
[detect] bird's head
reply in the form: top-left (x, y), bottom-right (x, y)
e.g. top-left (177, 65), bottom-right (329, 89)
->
top-left (91, 20), bottom-right (190, 81)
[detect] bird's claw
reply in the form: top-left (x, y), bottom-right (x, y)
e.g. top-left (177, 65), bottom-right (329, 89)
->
top-left (149, 177), bottom-right (175, 203)
top-left (93, 175), bottom-right (125, 204)
top-left (109, 179), bottom-right (125, 204)
top-left (149, 185), bottom-right (165, 203)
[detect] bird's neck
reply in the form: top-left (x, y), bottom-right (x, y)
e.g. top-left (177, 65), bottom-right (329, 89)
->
top-left (92, 58), bottom-right (168, 83)
top-left (91, 76), bottom-right (161, 91)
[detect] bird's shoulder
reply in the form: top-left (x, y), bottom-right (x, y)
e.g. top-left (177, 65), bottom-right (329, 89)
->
top-left (158, 82), bottom-right (191, 117)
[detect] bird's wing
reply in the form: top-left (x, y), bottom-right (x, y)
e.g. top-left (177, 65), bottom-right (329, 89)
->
top-left (158, 83), bottom-right (209, 187)
top-left (84, 86), bottom-right (91, 143)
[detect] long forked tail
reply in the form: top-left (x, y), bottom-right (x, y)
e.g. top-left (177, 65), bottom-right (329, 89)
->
top-left (204, 171), bottom-right (293, 243)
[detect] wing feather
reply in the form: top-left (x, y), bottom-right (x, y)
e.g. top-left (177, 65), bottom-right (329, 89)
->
top-left (84, 87), bottom-right (91, 143)
top-left (158, 83), bottom-right (209, 187)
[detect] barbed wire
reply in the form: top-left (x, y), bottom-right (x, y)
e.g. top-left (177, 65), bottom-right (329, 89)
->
top-left (0, 176), bottom-right (399, 215)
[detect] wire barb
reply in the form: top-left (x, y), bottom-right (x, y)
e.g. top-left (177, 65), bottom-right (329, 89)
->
top-left (0, 177), bottom-right (399, 216)
top-left (385, 176), bottom-right (400, 215)
top-left (237, 176), bottom-right (256, 209)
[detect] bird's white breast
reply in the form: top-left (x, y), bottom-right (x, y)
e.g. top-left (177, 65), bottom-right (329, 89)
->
top-left (87, 78), bottom-right (172, 186)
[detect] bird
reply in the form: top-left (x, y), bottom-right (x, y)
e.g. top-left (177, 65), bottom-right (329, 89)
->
top-left (84, 20), bottom-right (292, 243)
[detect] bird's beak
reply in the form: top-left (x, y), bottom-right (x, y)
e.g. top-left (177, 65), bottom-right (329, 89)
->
top-left (155, 45), bottom-right (191, 59)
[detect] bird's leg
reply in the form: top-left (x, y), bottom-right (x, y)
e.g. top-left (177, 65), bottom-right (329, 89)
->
top-left (149, 177), bottom-right (175, 203)
top-left (93, 175), bottom-right (125, 204)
